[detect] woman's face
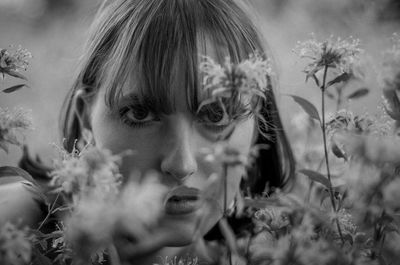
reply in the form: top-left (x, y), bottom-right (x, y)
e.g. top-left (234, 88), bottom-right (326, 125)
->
top-left (86, 67), bottom-right (256, 246)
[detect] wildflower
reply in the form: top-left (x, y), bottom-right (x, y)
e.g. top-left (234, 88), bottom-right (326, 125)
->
top-left (118, 173), bottom-right (168, 238)
top-left (0, 107), bottom-right (32, 153)
top-left (0, 46), bottom-right (32, 78)
top-left (326, 109), bottom-right (388, 136)
top-left (254, 207), bottom-right (289, 232)
top-left (294, 34), bottom-right (363, 85)
top-left (0, 223), bottom-right (33, 265)
top-left (333, 133), bottom-right (400, 164)
top-left (155, 255), bottom-right (199, 265)
top-left (64, 195), bottom-right (117, 263)
top-left (50, 145), bottom-right (123, 200)
top-left (382, 178), bottom-right (400, 211)
top-left (199, 53), bottom-right (272, 117)
top-left (382, 33), bottom-right (400, 122)
top-left (200, 142), bottom-right (249, 167)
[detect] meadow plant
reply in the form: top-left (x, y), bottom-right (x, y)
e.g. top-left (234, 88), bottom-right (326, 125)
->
top-left (3, 34), bottom-right (400, 265)
top-left (0, 45), bottom-right (31, 93)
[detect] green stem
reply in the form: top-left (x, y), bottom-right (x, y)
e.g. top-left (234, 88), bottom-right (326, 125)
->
top-left (321, 65), bottom-right (345, 243)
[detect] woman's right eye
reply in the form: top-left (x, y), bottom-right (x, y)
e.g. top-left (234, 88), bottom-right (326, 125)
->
top-left (118, 105), bottom-right (160, 128)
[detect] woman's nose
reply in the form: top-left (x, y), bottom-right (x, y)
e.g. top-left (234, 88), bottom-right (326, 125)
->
top-left (160, 116), bottom-right (198, 182)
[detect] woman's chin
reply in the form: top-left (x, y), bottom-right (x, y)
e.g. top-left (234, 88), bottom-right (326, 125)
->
top-left (158, 211), bottom-right (216, 247)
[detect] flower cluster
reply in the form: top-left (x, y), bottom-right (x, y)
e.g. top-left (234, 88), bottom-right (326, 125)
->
top-left (199, 53), bottom-right (272, 120)
top-left (50, 145), bottom-right (123, 201)
top-left (382, 33), bottom-right (400, 123)
top-left (0, 223), bottom-right (33, 265)
top-left (0, 46), bottom-right (32, 76)
top-left (49, 145), bottom-right (168, 263)
top-left (294, 34), bottom-right (363, 85)
top-left (0, 107), bottom-right (32, 153)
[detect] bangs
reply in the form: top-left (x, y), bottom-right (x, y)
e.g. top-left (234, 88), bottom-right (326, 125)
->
top-left (96, 0), bottom-right (264, 114)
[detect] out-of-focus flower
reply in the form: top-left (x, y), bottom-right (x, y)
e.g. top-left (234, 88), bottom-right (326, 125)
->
top-left (326, 109), bottom-right (388, 136)
top-left (50, 146), bottom-right (123, 200)
top-left (294, 34), bottom-right (363, 84)
top-left (64, 195), bottom-right (116, 263)
top-left (334, 209), bottom-right (357, 235)
top-left (254, 207), bottom-right (289, 232)
top-left (199, 53), bottom-right (272, 118)
top-left (118, 173), bottom-right (168, 238)
top-left (333, 133), bottom-right (400, 164)
top-left (200, 142), bottom-right (249, 167)
top-left (0, 46), bottom-right (31, 81)
top-left (382, 178), bottom-right (400, 210)
top-left (0, 223), bottom-right (33, 265)
top-left (155, 255), bottom-right (199, 265)
top-left (382, 33), bottom-right (400, 123)
top-left (0, 107), bottom-right (32, 153)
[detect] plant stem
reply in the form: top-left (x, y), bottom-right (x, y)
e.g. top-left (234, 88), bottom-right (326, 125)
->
top-left (320, 65), bottom-right (345, 243)
top-left (223, 163), bottom-right (228, 216)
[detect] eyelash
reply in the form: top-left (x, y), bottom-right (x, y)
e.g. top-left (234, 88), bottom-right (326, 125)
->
top-left (118, 105), bottom-right (247, 133)
top-left (118, 106), bottom-right (159, 128)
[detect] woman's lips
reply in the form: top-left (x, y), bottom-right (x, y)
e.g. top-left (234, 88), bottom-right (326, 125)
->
top-left (164, 186), bottom-right (201, 215)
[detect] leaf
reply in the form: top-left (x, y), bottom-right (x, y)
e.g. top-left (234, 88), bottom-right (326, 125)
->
top-left (2, 84), bottom-right (26, 93)
top-left (299, 169), bottom-right (330, 188)
top-left (331, 142), bottom-right (347, 161)
top-left (0, 166), bottom-right (37, 185)
top-left (326, 91), bottom-right (335, 99)
top-left (326, 73), bottom-right (351, 88)
top-left (310, 74), bottom-right (320, 87)
top-left (347, 88), bottom-right (369, 100)
top-left (4, 69), bottom-right (27, 80)
top-left (289, 95), bottom-right (321, 123)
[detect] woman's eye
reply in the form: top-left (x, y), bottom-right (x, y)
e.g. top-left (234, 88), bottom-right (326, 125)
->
top-left (119, 105), bottom-right (159, 127)
top-left (198, 105), bottom-right (231, 132)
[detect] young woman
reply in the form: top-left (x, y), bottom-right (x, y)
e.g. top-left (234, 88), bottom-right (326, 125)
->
top-left (1, 0), bottom-right (294, 264)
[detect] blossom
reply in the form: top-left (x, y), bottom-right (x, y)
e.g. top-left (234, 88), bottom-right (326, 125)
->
top-left (200, 142), bottom-right (250, 167)
top-left (382, 178), bottom-right (400, 211)
top-left (155, 255), bottom-right (199, 265)
top-left (0, 107), bottom-right (32, 153)
top-left (382, 33), bottom-right (400, 122)
top-left (118, 173), bottom-right (168, 238)
top-left (294, 34), bottom-right (363, 83)
top-left (0, 223), bottom-right (33, 265)
top-left (325, 109), bottom-right (389, 137)
top-left (199, 53), bottom-right (272, 117)
top-left (64, 195), bottom-right (117, 263)
top-left (50, 145), bottom-right (123, 201)
top-left (0, 46), bottom-right (32, 78)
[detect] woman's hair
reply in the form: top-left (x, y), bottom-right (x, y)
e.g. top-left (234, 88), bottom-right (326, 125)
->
top-left (61, 0), bottom-right (294, 196)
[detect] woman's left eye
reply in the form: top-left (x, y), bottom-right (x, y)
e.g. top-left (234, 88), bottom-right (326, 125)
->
top-left (119, 105), bottom-right (159, 128)
top-left (197, 105), bottom-right (231, 133)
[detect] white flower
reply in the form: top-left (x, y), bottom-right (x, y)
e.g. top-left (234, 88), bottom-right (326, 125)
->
top-left (0, 107), bottom-right (32, 152)
top-left (0, 223), bottom-right (33, 265)
top-left (118, 173), bottom-right (168, 238)
top-left (198, 53), bottom-right (272, 118)
top-left (294, 34), bottom-right (363, 82)
top-left (50, 145), bottom-right (123, 200)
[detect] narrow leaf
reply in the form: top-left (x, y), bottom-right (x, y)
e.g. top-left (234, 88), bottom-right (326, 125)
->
top-left (5, 70), bottom-right (27, 80)
top-left (2, 84), bottom-right (26, 93)
top-left (299, 169), bottom-right (330, 188)
top-left (347, 88), bottom-right (369, 100)
top-left (326, 73), bottom-right (351, 88)
top-left (331, 142), bottom-right (347, 161)
top-left (289, 95), bottom-right (321, 123)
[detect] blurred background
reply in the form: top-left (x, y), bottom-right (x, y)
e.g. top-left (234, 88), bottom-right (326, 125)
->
top-left (0, 0), bottom-right (399, 166)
